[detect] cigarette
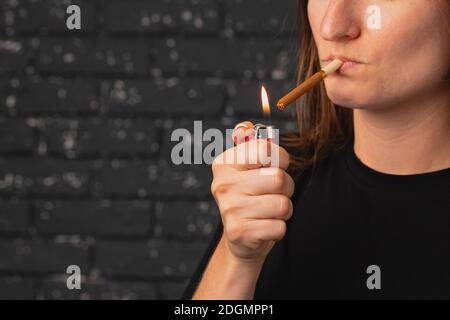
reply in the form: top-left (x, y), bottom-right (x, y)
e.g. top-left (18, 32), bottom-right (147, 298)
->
top-left (276, 59), bottom-right (343, 110)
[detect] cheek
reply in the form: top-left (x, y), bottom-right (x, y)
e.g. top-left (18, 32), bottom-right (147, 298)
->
top-left (374, 6), bottom-right (450, 102)
top-left (308, 1), bottom-right (450, 109)
top-left (307, 1), bottom-right (325, 47)
top-left (326, 4), bottom-right (449, 109)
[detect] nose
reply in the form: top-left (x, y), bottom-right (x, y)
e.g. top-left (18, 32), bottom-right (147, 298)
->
top-left (320, 0), bottom-right (361, 42)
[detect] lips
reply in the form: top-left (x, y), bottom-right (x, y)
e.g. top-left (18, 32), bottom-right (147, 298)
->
top-left (322, 54), bottom-right (363, 64)
top-left (337, 61), bottom-right (360, 72)
top-left (322, 55), bottom-right (364, 74)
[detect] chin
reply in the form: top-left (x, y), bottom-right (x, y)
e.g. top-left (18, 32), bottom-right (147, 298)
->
top-left (327, 90), bottom-right (363, 109)
top-left (326, 82), bottom-right (377, 110)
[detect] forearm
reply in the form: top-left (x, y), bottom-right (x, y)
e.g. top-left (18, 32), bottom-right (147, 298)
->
top-left (192, 236), bottom-right (265, 300)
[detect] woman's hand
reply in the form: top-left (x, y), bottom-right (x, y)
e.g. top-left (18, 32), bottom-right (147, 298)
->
top-left (211, 121), bottom-right (295, 264)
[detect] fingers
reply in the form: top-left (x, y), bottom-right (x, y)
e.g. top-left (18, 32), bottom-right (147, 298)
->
top-left (211, 121), bottom-right (294, 260)
top-left (233, 121), bottom-right (254, 145)
top-left (214, 167), bottom-right (295, 197)
top-left (233, 121), bottom-right (253, 132)
top-left (213, 139), bottom-right (290, 172)
top-left (241, 169), bottom-right (295, 197)
top-left (230, 194), bottom-right (294, 221)
top-left (241, 219), bottom-right (287, 243)
top-left (225, 218), bottom-right (287, 246)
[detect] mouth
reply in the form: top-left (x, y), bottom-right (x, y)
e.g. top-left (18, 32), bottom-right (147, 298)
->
top-left (322, 55), bottom-right (364, 74)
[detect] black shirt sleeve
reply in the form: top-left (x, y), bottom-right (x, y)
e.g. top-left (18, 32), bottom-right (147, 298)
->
top-left (181, 220), bottom-right (224, 299)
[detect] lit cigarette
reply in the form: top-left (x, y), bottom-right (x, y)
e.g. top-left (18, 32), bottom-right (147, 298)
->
top-left (276, 59), bottom-right (343, 110)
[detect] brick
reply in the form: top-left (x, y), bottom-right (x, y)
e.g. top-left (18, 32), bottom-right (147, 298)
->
top-left (161, 118), bottom-right (229, 164)
top-left (160, 281), bottom-right (189, 300)
top-left (40, 118), bottom-right (160, 157)
top-left (0, 276), bottom-right (34, 299)
top-left (160, 117), bottom-right (298, 179)
top-left (0, 238), bottom-right (89, 273)
top-left (0, 118), bottom-right (34, 153)
top-left (223, 0), bottom-right (296, 35)
top-left (93, 159), bottom-right (212, 197)
top-left (105, 0), bottom-right (219, 34)
top-left (0, 0), bottom-right (96, 34)
top-left (102, 78), bottom-right (224, 116)
top-left (1, 77), bottom-right (101, 115)
top-left (0, 199), bottom-right (29, 234)
top-left (0, 39), bottom-right (29, 74)
top-left (36, 200), bottom-right (152, 237)
top-left (160, 117), bottom-right (301, 169)
top-left (0, 7), bottom-right (4, 30)
top-left (96, 240), bottom-right (208, 278)
top-left (0, 158), bottom-right (89, 196)
top-left (38, 279), bottom-right (157, 300)
top-left (0, 0), bottom-right (301, 299)
top-left (152, 38), bottom-right (288, 77)
top-left (154, 201), bottom-right (219, 240)
top-left (37, 38), bottom-right (149, 75)
top-left (177, 115), bottom-right (298, 143)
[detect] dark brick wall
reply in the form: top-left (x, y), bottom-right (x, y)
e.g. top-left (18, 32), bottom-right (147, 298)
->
top-left (0, 0), bottom-right (299, 299)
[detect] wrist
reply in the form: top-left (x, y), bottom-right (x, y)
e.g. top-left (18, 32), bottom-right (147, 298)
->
top-left (221, 237), bottom-right (266, 282)
top-left (221, 235), bottom-right (268, 266)
top-left (193, 236), bottom-right (266, 300)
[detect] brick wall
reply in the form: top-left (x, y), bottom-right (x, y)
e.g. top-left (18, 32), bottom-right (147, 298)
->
top-left (0, 0), bottom-right (298, 299)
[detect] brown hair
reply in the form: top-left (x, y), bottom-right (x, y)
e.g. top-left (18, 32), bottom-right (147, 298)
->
top-left (281, 0), bottom-right (353, 174)
top-left (281, 1), bottom-right (450, 174)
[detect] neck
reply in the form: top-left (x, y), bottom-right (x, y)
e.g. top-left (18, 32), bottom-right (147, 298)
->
top-left (353, 85), bottom-right (450, 175)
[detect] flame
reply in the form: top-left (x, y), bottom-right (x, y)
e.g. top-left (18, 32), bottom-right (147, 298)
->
top-left (261, 86), bottom-right (271, 117)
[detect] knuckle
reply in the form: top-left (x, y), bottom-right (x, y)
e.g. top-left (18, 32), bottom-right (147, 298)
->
top-left (226, 219), bottom-right (244, 243)
top-left (219, 199), bottom-right (235, 217)
top-left (210, 180), bottom-right (220, 197)
top-left (210, 180), bottom-right (217, 196)
top-left (210, 179), bottom-right (230, 197)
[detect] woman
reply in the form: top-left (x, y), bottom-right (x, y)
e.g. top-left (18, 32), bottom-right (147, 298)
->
top-left (183, 0), bottom-right (450, 299)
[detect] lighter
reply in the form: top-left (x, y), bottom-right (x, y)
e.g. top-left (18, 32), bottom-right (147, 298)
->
top-left (253, 123), bottom-right (276, 141)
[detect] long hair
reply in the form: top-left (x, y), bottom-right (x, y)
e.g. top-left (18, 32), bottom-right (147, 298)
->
top-left (280, 0), bottom-right (353, 173)
top-left (281, 1), bottom-right (450, 174)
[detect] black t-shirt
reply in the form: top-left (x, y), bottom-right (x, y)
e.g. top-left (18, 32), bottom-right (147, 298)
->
top-left (182, 139), bottom-right (450, 299)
